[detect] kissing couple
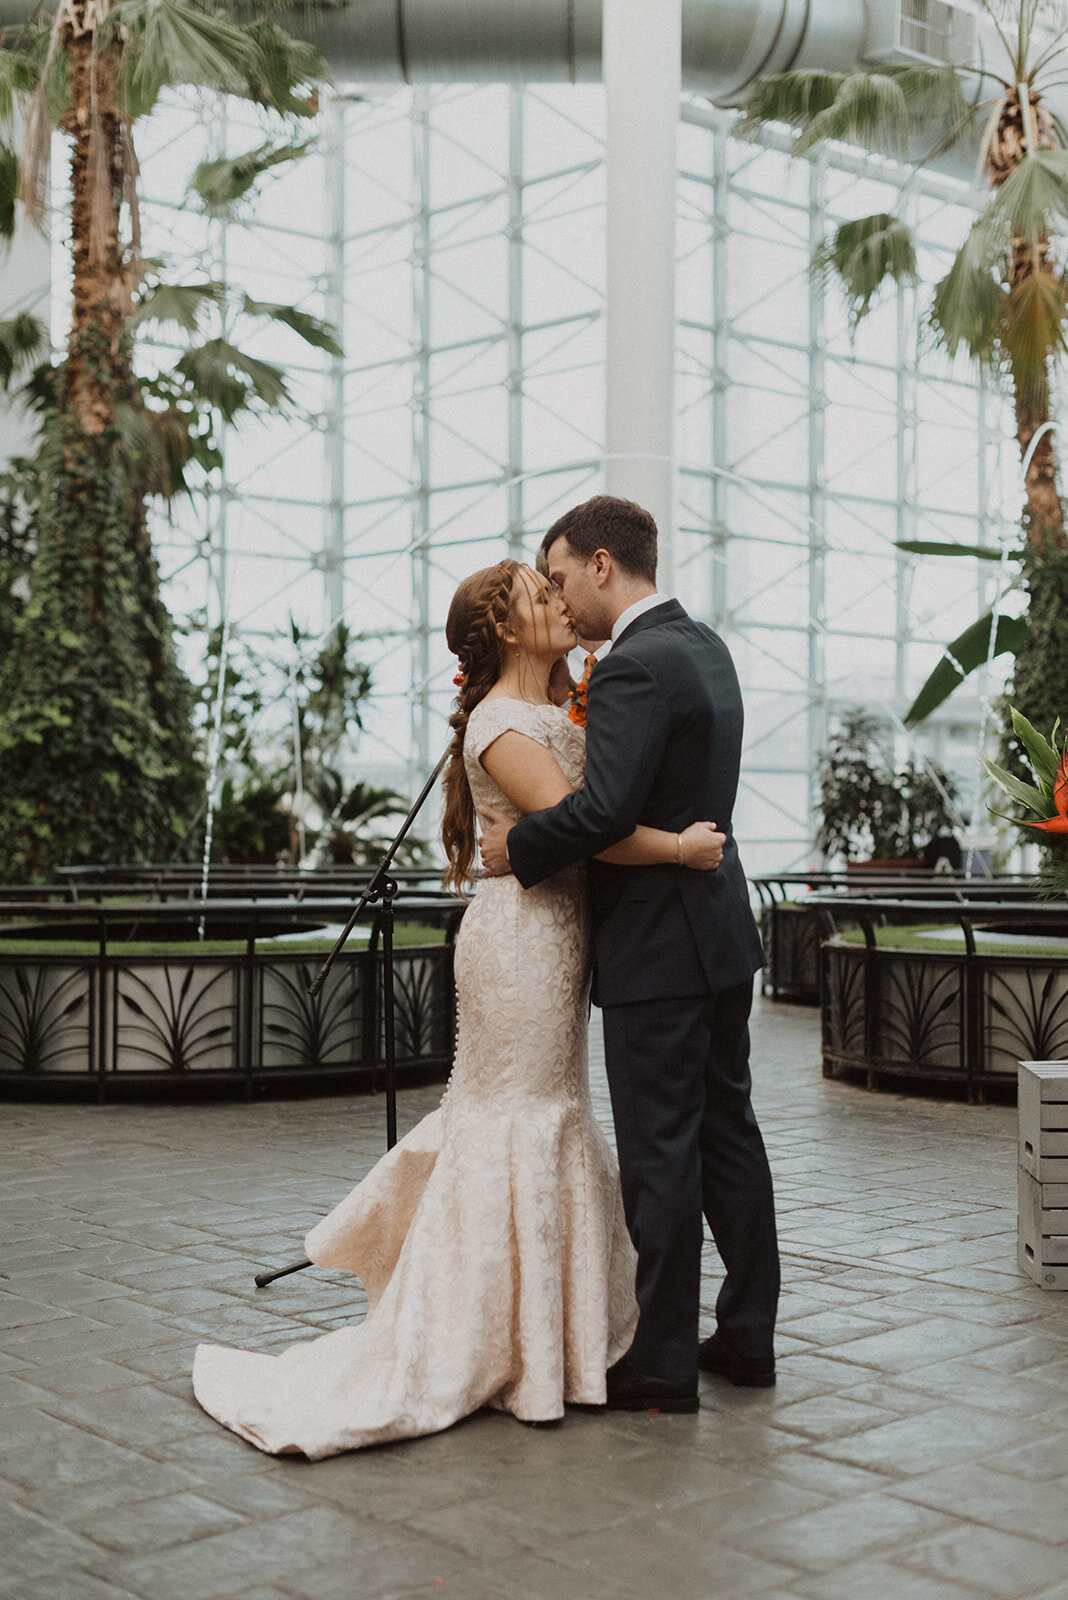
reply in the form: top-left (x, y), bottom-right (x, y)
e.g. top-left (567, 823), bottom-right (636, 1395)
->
top-left (193, 494), bottom-right (780, 1457)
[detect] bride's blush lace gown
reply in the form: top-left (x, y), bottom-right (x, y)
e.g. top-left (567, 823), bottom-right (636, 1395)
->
top-left (192, 697), bottom-right (638, 1458)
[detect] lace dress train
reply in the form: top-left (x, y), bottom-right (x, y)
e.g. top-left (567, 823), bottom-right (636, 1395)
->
top-left (191, 698), bottom-right (638, 1458)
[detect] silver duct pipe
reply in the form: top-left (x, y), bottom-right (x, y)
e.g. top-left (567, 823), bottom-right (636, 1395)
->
top-left (0, 2), bottom-right (878, 98)
top-left (272, 0), bottom-right (869, 99)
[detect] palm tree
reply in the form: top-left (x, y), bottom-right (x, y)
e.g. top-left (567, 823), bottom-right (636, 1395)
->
top-left (742, 0), bottom-right (1068, 746)
top-left (0, 3), bottom-right (336, 880)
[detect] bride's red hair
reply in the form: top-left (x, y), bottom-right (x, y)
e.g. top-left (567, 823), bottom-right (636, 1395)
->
top-left (441, 559), bottom-right (523, 895)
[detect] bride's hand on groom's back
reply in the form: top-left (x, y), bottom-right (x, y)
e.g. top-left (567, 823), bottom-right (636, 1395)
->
top-left (681, 822), bottom-right (725, 871)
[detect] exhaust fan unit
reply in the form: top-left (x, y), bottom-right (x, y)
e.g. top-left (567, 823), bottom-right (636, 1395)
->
top-left (866, 0), bottom-right (977, 66)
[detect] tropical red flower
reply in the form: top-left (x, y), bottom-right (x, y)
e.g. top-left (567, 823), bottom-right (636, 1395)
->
top-left (1024, 744), bottom-right (1068, 832)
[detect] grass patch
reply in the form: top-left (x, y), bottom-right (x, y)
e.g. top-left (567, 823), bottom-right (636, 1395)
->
top-left (0, 926), bottom-right (448, 957)
top-left (837, 924), bottom-right (1068, 957)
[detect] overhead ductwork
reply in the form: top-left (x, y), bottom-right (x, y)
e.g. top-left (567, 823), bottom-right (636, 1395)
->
top-left (0, 2), bottom-right (982, 101)
top-left (277, 0), bottom-right (868, 99)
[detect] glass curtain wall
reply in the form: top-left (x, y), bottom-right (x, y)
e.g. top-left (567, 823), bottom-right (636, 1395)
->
top-left (129, 85), bottom-right (1016, 875)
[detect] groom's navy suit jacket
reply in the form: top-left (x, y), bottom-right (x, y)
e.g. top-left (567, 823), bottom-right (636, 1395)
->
top-left (507, 599), bottom-right (763, 1007)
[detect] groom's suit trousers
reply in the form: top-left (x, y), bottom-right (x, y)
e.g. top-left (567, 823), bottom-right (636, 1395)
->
top-left (601, 978), bottom-right (779, 1383)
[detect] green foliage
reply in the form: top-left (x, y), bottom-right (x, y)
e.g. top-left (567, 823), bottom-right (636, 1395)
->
top-left (988, 148), bottom-right (1068, 239)
top-left (792, 72), bottom-right (912, 160)
top-left (241, 296), bottom-right (343, 358)
top-left (103, 0), bottom-right (324, 121)
top-left (748, 12), bottom-right (1068, 744)
top-left (930, 220), bottom-right (1009, 365)
top-left (318, 781), bottom-right (432, 868)
top-left (817, 707), bottom-right (961, 862)
top-left (896, 540), bottom-right (1013, 561)
top-left (741, 63), bottom-right (969, 161)
top-left (0, 337), bottom-right (203, 881)
top-left (1000, 549), bottom-right (1068, 887)
top-left (184, 620), bottom-right (416, 867)
top-left (0, 313), bottom-right (48, 390)
top-left (904, 610), bottom-right (1030, 726)
top-left (813, 214), bottom-right (917, 325)
top-left (127, 276), bottom-right (339, 497)
top-left (0, 454), bottom-right (37, 665)
top-left (297, 620), bottom-right (373, 769)
top-left (209, 776), bottom-right (291, 865)
top-left (192, 138), bottom-right (315, 218)
top-left (0, 1), bottom-right (336, 881)
top-left (986, 699), bottom-right (1068, 893)
top-left (173, 337), bottom-right (289, 422)
top-left (0, 142), bottom-right (16, 240)
top-left (132, 280), bottom-right (227, 334)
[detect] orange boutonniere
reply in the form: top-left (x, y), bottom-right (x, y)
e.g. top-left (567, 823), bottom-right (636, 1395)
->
top-left (567, 652), bottom-right (597, 727)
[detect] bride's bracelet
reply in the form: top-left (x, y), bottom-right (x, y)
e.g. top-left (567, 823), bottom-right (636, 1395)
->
top-left (677, 833), bottom-right (684, 867)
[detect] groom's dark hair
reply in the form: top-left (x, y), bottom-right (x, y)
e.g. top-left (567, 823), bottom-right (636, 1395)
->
top-left (540, 495), bottom-right (658, 584)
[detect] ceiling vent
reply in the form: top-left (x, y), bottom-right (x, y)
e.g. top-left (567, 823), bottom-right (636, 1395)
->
top-left (865, 0), bottom-right (977, 67)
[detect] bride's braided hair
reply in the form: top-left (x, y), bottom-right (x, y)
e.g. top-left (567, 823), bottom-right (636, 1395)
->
top-left (441, 559), bottom-right (523, 895)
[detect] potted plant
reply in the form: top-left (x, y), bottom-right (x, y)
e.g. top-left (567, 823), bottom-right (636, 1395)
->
top-left (816, 709), bottom-right (961, 868)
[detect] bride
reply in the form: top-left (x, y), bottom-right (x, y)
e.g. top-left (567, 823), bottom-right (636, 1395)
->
top-left (192, 557), bottom-right (724, 1457)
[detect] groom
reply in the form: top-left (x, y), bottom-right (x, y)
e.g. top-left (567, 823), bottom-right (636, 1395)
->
top-left (479, 495), bottom-right (779, 1412)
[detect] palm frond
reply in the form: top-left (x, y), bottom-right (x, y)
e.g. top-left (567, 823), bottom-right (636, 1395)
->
top-left (1004, 267), bottom-right (1068, 409)
top-left (114, 402), bottom-right (196, 502)
top-left (174, 338), bottom-right (290, 423)
top-left (0, 312), bottom-right (48, 391)
top-left (0, 28), bottom-right (43, 131)
top-left (813, 213), bottom-right (916, 326)
top-left (133, 280), bottom-right (226, 333)
top-left (190, 138), bottom-right (314, 219)
top-left (793, 72), bottom-right (911, 160)
top-left (988, 148), bottom-right (1068, 238)
top-left (337, 782), bottom-right (408, 827)
top-left (930, 220), bottom-right (1006, 362)
top-left (237, 19), bottom-right (328, 118)
top-left (738, 70), bottom-right (845, 140)
top-left (105, 0), bottom-right (259, 119)
top-left (105, 2), bottom-right (326, 120)
top-left (883, 62), bottom-right (971, 132)
top-left (241, 295), bottom-right (342, 357)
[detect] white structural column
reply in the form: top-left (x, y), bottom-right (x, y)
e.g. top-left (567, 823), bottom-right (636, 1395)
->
top-left (603, 0), bottom-right (681, 593)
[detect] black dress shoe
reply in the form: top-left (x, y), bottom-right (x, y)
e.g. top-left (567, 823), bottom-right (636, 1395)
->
top-left (604, 1361), bottom-right (698, 1414)
top-left (697, 1330), bottom-right (775, 1388)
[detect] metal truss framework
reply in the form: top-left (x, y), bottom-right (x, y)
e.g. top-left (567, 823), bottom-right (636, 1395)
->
top-left (132, 84), bottom-right (1017, 875)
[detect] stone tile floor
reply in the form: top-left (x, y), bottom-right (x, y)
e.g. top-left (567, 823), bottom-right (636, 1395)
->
top-left (3, 995), bottom-right (1068, 1599)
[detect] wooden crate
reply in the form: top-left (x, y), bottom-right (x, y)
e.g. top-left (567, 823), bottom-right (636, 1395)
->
top-left (1019, 1061), bottom-right (1068, 1289)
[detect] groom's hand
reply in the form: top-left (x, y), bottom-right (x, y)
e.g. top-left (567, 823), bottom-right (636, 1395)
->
top-left (478, 806), bottom-right (515, 877)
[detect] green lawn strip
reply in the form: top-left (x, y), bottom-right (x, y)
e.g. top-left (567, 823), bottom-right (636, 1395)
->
top-left (0, 926), bottom-right (447, 957)
top-left (837, 923), bottom-right (1068, 957)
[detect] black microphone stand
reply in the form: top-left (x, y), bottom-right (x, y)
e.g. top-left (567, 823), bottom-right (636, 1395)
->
top-left (254, 748), bottom-right (451, 1289)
